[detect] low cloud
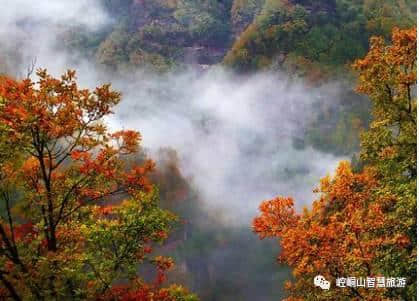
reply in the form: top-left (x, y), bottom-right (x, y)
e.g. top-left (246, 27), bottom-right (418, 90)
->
top-left (0, 1), bottom-right (345, 225)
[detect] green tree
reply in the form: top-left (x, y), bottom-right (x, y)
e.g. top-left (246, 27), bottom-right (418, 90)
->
top-left (353, 27), bottom-right (416, 299)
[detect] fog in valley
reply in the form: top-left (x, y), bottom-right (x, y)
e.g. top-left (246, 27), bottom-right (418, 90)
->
top-left (0, 1), bottom-right (348, 299)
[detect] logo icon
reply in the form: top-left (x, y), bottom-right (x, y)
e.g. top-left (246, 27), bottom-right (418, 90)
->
top-left (314, 275), bottom-right (331, 290)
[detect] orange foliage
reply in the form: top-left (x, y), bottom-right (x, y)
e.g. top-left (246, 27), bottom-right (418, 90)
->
top-left (0, 69), bottom-right (196, 300)
top-left (253, 162), bottom-right (395, 299)
top-left (253, 26), bottom-right (416, 300)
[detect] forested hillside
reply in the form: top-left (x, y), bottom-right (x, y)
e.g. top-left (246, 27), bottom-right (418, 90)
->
top-left (59, 0), bottom-right (416, 74)
top-left (0, 1), bottom-right (416, 300)
top-left (225, 0), bottom-right (416, 72)
top-left (54, 0), bottom-right (415, 157)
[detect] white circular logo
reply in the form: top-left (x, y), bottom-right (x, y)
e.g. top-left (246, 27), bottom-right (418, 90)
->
top-left (314, 275), bottom-right (331, 290)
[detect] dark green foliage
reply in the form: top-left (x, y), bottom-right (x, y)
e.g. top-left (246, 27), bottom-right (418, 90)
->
top-left (303, 89), bottom-right (371, 155)
top-left (231, 0), bottom-right (264, 35)
top-left (59, 0), bottom-right (415, 74)
top-left (87, 0), bottom-right (235, 71)
top-left (224, 0), bottom-right (415, 72)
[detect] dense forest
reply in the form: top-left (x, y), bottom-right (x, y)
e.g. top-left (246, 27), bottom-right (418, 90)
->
top-left (0, 0), bottom-right (416, 300)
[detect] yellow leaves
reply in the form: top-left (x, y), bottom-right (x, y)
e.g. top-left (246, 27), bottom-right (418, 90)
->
top-left (335, 160), bottom-right (352, 177)
top-left (378, 146), bottom-right (397, 160)
top-left (153, 256), bottom-right (174, 271)
top-left (283, 298), bottom-right (304, 301)
top-left (318, 174), bottom-right (331, 192)
top-left (283, 281), bottom-right (295, 295)
top-left (0, 162), bottom-right (18, 181)
top-left (353, 27), bottom-right (416, 104)
top-left (21, 156), bottom-right (40, 176)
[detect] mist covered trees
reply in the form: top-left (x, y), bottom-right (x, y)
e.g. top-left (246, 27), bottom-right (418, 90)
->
top-left (253, 27), bottom-right (416, 300)
top-left (0, 70), bottom-right (197, 300)
top-left (0, 1), bottom-right (416, 300)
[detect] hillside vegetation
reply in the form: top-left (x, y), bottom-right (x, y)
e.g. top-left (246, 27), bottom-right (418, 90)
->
top-left (62, 0), bottom-right (416, 74)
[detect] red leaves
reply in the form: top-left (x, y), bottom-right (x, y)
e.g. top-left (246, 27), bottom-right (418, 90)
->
top-left (102, 284), bottom-right (170, 301)
top-left (253, 162), bottom-right (387, 297)
top-left (156, 231), bottom-right (168, 240)
top-left (394, 235), bottom-right (411, 248)
top-left (13, 222), bottom-right (37, 242)
top-left (93, 83), bottom-right (121, 115)
top-left (70, 150), bottom-right (90, 161)
top-left (0, 68), bottom-right (194, 301)
top-left (0, 222), bottom-right (38, 249)
top-left (125, 160), bottom-right (155, 192)
top-left (96, 205), bottom-right (115, 216)
top-left (153, 256), bottom-right (174, 286)
top-left (70, 138), bottom-right (154, 195)
top-left (111, 130), bottom-right (141, 154)
top-left (155, 270), bottom-right (167, 286)
top-left (99, 279), bottom-right (195, 301)
top-left (153, 256), bottom-right (174, 271)
top-left (0, 69), bottom-right (122, 146)
top-left (0, 76), bottom-right (33, 134)
top-left (252, 197), bottom-right (298, 239)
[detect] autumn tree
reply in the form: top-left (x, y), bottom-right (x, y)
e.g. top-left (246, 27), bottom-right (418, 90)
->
top-left (253, 163), bottom-right (391, 300)
top-left (253, 27), bottom-right (416, 300)
top-left (0, 69), bottom-right (197, 300)
top-left (353, 26), bottom-right (416, 299)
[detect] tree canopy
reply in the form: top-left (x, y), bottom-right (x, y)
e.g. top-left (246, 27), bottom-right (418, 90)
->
top-left (0, 70), bottom-right (197, 300)
top-left (253, 27), bottom-right (416, 300)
